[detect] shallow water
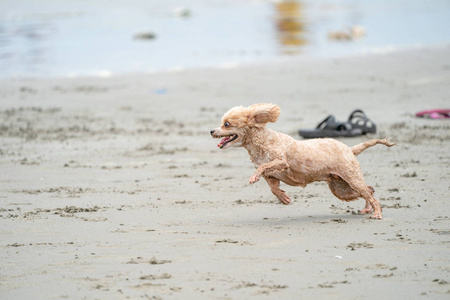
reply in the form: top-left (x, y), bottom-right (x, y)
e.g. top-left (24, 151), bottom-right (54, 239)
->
top-left (1, 0), bottom-right (449, 78)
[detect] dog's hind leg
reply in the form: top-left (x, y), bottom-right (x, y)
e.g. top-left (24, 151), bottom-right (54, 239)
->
top-left (360, 201), bottom-right (373, 214)
top-left (328, 175), bottom-right (376, 215)
top-left (328, 176), bottom-right (359, 201)
top-left (263, 176), bottom-right (291, 205)
top-left (340, 175), bottom-right (382, 219)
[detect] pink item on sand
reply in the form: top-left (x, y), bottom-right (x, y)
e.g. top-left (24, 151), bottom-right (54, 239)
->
top-left (415, 109), bottom-right (450, 119)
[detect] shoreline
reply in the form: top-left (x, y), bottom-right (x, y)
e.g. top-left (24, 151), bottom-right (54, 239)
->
top-left (2, 43), bottom-right (449, 82)
top-left (1, 45), bottom-right (449, 299)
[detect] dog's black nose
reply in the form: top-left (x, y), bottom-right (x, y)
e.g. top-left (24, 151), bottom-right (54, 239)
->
top-left (210, 130), bottom-right (215, 136)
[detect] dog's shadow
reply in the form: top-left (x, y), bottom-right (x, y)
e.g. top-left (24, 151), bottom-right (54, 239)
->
top-left (239, 212), bottom-right (369, 226)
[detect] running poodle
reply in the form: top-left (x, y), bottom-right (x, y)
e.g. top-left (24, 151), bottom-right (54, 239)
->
top-left (210, 103), bottom-right (396, 219)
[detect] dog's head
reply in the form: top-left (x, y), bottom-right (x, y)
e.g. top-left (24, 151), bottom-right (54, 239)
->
top-left (210, 103), bottom-right (280, 149)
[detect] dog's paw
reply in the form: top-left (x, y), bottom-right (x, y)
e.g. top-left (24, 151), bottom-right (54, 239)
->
top-left (249, 174), bottom-right (260, 184)
top-left (370, 212), bottom-right (383, 220)
top-left (359, 201), bottom-right (373, 214)
top-left (278, 193), bottom-right (291, 205)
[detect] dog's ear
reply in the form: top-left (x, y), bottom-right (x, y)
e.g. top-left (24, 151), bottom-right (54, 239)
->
top-left (248, 103), bottom-right (280, 126)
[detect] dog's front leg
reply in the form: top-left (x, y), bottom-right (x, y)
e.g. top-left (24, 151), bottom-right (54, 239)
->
top-left (263, 176), bottom-right (291, 205)
top-left (249, 159), bottom-right (288, 184)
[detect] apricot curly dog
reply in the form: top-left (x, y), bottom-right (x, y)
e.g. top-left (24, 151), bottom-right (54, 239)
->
top-left (210, 103), bottom-right (396, 219)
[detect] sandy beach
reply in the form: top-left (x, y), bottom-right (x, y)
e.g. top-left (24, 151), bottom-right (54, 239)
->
top-left (1, 45), bottom-right (450, 299)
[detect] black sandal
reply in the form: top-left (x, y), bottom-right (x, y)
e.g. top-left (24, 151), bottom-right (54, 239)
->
top-left (298, 115), bottom-right (363, 138)
top-left (347, 109), bottom-right (376, 134)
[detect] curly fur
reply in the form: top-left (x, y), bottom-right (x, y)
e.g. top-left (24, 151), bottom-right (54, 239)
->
top-left (211, 103), bottom-right (396, 220)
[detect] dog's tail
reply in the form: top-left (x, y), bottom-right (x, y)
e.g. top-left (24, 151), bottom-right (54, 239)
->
top-left (352, 138), bottom-right (397, 156)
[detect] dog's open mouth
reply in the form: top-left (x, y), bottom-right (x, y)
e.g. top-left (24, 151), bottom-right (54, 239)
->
top-left (217, 134), bottom-right (238, 148)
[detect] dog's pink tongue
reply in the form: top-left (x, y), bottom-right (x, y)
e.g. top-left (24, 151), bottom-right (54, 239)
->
top-left (217, 137), bottom-right (230, 148)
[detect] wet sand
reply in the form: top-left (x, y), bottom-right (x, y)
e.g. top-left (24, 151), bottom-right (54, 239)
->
top-left (1, 45), bottom-right (449, 299)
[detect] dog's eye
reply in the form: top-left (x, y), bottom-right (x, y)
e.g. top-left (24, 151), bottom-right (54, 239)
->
top-left (224, 122), bottom-right (230, 127)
